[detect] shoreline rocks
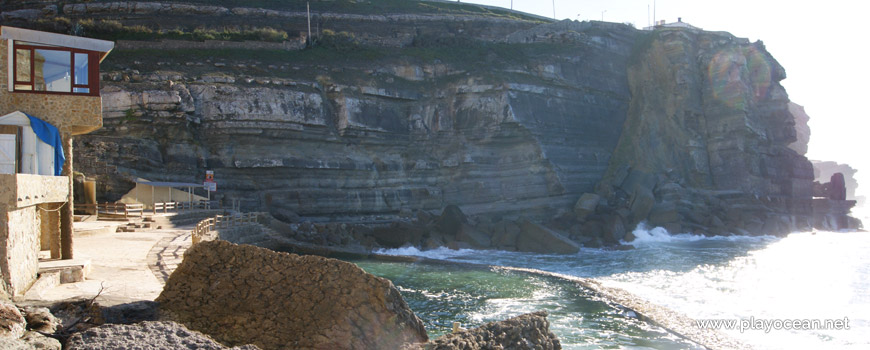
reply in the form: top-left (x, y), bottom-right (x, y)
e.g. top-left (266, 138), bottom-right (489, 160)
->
top-left (157, 240), bottom-right (428, 350)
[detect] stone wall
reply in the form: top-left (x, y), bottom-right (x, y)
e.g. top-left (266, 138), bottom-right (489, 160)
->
top-left (157, 240), bottom-right (428, 350)
top-left (0, 206), bottom-right (39, 296)
top-left (0, 40), bottom-right (103, 135)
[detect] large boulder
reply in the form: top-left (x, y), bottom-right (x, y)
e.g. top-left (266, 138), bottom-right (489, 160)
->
top-left (455, 223), bottom-right (491, 248)
top-left (65, 321), bottom-right (258, 350)
top-left (157, 240), bottom-right (428, 350)
top-left (490, 221), bottom-right (520, 249)
top-left (573, 193), bottom-right (600, 221)
top-left (409, 311), bottom-right (561, 350)
top-left (435, 205), bottom-right (468, 236)
top-left (516, 221), bottom-right (580, 254)
top-left (372, 222), bottom-right (426, 248)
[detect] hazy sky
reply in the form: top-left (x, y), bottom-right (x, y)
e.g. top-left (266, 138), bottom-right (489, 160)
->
top-left (461, 0), bottom-right (870, 200)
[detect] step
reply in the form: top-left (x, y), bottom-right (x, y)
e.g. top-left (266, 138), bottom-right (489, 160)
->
top-left (22, 271), bottom-right (60, 301)
top-left (38, 258), bottom-right (91, 284)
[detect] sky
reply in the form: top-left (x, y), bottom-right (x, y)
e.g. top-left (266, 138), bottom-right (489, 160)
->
top-left (460, 0), bottom-right (870, 201)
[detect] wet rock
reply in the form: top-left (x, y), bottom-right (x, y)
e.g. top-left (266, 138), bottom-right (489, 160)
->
top-left (157, 240), bottom-right (428, 350)
top-left (628, 188), bottom-right (655, 224)
top-left (410, 311), bottom-right (561, 350)
top-left (455, 223), bottom-right (491, 248)
top-left (573, 193), bottom-right (600, 221)
top-left (648, 202), bottom-right (679, 226)
top-left (516, 220), bottom-right (579, 254)
top-left (602, 215), bottom-right (627, 243)
top-left (65, 321), bottom-right (258, 350)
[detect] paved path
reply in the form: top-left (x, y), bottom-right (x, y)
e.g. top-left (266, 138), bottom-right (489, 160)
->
top-left (35, 224), bottom-right (193, 306)
top-left (147, 231), bottom-right (192, 284)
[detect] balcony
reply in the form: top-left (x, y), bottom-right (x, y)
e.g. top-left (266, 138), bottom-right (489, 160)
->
top-left (0, 173), bottom-right (69, 209)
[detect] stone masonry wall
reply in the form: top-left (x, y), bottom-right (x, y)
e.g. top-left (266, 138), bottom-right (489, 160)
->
top-left (0, 40), bottom-right (103, 135)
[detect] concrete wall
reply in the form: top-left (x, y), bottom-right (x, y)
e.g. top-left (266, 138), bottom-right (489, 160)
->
top-left (0, 174), bottom-right (69, 296)
top-left (0, 40), bottom-right (103, 135)
top-left (0, 205), bottom-right (39, 296)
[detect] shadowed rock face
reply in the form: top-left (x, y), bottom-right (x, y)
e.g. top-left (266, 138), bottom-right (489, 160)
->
top-left (157, 240), bottom-right (428, 350)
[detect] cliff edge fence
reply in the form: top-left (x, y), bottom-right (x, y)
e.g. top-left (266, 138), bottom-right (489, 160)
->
top-left (1, 1), bottom-right (860, 250)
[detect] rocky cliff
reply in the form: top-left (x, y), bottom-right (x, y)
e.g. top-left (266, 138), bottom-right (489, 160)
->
top-left (1, 0), bottom-right (841, 240)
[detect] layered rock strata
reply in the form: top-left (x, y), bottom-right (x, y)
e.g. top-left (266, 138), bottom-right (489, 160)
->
top-left (2, 1), bottom-right (849, 244)
top-left (157, 240), bottom-right (428, 350)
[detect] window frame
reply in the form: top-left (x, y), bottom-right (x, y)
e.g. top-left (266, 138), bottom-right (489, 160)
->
top-left (11, 41), bottom-right (100, 97)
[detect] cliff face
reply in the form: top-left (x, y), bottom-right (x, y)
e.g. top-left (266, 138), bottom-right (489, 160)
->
top-left (64, 14), bottom-right (637, 221)
top-left (1, 1), bottom-right (826, 236)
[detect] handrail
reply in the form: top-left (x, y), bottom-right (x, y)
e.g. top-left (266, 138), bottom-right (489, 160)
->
top-left (191, 212), bottom-right (266, 244)
top-left (153, 200), bottom-right (212, 214)
top-left (77, 202), bottom-right (144, 219)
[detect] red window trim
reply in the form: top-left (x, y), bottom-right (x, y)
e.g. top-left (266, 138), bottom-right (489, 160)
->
top-left (11, 42), bottom-right (101, 97)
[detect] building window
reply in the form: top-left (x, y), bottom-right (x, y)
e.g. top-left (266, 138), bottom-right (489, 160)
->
top-left (12, 42), bottom-right (99, 96)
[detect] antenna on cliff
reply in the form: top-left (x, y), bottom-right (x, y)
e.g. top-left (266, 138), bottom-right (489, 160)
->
top-left (653, 0), bottom-right (657, 26)
top-left (307, 2), bottom-right (312, 46)
top-left (552, 0), bottom-right (556, 20)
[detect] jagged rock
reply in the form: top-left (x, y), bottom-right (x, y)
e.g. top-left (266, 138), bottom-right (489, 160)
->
top-left (455, 223), bottom-right (492, 248)
top-left (787, 102), bottom-right (810, 155)
top-left (573, 193), bottom-right (600, 221)
top-left (516, 221), bottom-right (579, 254)
top-left (435, 205), bottom-right (468, 236)
top-left (648, 202), bottom-right (679, 226)
top-left (65, 321), bottom-right (258, 350)
top-left (409, 311), bottom-right (561, 350)
top-left (602, 215), bottom-right (627, 243)
top-left (829, 173), bottom-right (847, 201)
top-left (157, 240), bottom-right (428, 350)
top-left (0, 301), bottom-right (25, 340)
top-left (628, 188), bottom-right (655, 224)
top-left (372, 222), bottom-right (426, 248)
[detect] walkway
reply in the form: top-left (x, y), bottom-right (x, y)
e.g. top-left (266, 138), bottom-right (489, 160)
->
top-left (32, 221), bottom-right (193, 306)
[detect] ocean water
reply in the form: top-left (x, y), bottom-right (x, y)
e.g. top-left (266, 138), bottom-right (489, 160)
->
top-left (364, 223), bottom-right (870, 349)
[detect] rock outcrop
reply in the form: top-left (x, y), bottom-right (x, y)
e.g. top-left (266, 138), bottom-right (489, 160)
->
top-left (66, 321), bottom-right (259, 350)
top-left (409, 311), bottom-right (561, 350)
top-left (787, 102), bottom-right (811, 155)
top-left (157, 240), bottom-right (428, 350)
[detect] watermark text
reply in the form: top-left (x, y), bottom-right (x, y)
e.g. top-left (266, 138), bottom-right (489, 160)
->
top-left (695, 317), bottom-right (850, 333)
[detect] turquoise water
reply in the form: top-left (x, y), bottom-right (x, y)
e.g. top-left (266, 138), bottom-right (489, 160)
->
top-left (367, 225), bottom-right (870, 349)
top-left (352, 261), bottom-right (701, 349)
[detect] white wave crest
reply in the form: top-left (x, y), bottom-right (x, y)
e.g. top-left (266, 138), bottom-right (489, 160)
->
top-left (626, 222), bottom-right (776, 245)
top-left (374, 246), bottom-right (480, 260)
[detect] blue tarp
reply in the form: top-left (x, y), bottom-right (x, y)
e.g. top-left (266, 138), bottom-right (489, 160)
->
top-left (25, 114), bottom-right (65, 176)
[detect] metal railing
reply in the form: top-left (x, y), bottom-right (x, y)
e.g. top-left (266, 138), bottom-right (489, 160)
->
top-left (191, 212), bottom-right (265, 244)
top-left (152, 200), bottom-right (213, 214)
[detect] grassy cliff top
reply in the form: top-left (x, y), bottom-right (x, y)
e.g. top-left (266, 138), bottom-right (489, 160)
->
top-left (50, 0), bottom-right (549, 22)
